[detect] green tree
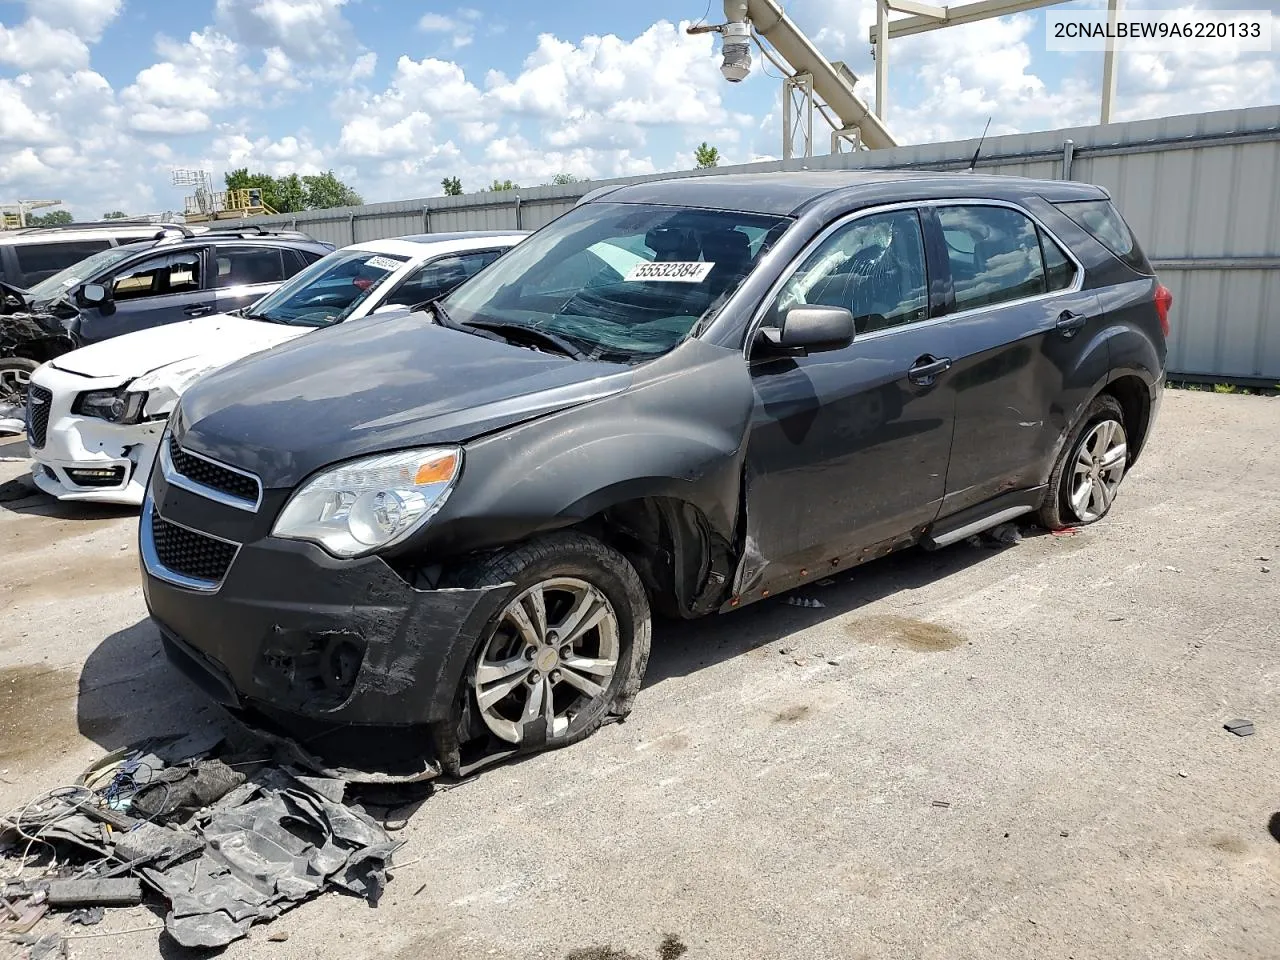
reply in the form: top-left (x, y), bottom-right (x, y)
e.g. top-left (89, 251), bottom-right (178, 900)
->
top-left (224, 167), bottom-right (281, 210)
top-left (441, 176), bottom-right (463, 196)
top-left (274, 173), bottom-right (306, 213)
top-left (102, 210), bottom-right (128, 219)
top-left (487, 179), bottom-right (518, 191)
top-left (549, 173), bottom-right (585, 185)
top-left (27, 209), bottom-right (74, 226)
top-left (302, 170), bottom-right (363, 209)
top-left (694, 141), bottom-right (720, 168)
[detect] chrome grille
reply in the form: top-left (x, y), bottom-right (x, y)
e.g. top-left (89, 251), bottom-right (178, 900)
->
top-left (166, 434), bottom-right (261, 509)
top-left (150, 510), bottom-right (238, 585)
top-left (26, 384), bottom-right (51, 449)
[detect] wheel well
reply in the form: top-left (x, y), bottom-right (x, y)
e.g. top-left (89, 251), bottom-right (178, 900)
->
top-left (10, 338), bottom-right (68, 363)
top-left (1103, 376), bottom-right (1152, 461)
top-left (578, 497), bottom-right (734, 620)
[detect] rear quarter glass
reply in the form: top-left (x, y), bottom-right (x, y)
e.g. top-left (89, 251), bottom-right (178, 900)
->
top-left (1054, 199), bottom-right (1153, 275)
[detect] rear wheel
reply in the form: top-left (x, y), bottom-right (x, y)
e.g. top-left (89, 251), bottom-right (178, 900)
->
top-left (0, 357), bottom-right (37, 408)
top-left (450, 532), bottom-right (651, 751)
top-left (1040, 394), bottom-right (1128, 530)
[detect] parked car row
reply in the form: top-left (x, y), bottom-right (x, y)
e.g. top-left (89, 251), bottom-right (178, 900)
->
top-left (12, 171), bottom-right (1170, 780)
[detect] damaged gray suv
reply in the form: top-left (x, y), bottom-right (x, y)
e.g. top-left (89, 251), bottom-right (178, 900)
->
top-left (141, 171), bottom-right (1169, 779)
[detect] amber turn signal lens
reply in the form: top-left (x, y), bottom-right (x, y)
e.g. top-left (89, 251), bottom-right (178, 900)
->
top-left (414, 453), bottom-right (458, 486)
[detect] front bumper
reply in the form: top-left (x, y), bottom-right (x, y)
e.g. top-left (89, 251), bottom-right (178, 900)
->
top-left (141, 467), bottom-right (509, 734)
top-left (27, 365), bottom-right (161, 505)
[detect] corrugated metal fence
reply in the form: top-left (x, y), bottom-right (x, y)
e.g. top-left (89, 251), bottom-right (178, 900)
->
top-left (222, 105), bottom-right (1280, 383)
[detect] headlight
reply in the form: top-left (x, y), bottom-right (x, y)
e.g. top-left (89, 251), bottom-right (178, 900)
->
top-left (272, 447), bottom-right (462, 558)
top-left (76, 389), bottom-right (148, 424)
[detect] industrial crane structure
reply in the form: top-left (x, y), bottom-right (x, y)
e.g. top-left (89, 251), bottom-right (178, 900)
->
top-left (689, 0), bottom-right (897, 158)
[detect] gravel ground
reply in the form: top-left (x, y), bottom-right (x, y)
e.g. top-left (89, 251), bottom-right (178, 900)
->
top-left (1, 388), bottom-right (1277, 960)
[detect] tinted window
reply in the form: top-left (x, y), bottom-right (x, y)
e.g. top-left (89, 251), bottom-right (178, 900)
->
top-left (775, 209), bottom-right (928, 334)
top-left (1039, 227), bottom-right (1075, 292)
top-left (25, 245), bottom-right (141, 301)
top-left (938, 205), bottom-right (1045, 311)
top-left (442, 202), bottom-right (790, 362)
top-left (1055, 199), bottom-right (1150, 273)
top-left (112, 252), bottom-right (202, 301)
top-left (14, 240), bottom-right (113, 282)
top-left (245, 249), bottom-right (410, 327)
top-left (214, 246), bottom-right (285, 287)
top-left (383, 250), bottom-right (503, 308)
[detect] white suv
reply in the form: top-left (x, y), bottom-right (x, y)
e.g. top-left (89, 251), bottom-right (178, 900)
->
top-left (25, 231), bottom-right (525, 505)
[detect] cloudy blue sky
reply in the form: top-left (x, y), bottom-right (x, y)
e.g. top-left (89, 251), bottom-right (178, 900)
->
top-left (0, 0), bottom-right (1275, 217)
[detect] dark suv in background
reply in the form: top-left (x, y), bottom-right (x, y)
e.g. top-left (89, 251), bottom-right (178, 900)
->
top-left (141, 171), bottom-right (1168, 780)
top-left (0, 226), bottom-right (331, 410)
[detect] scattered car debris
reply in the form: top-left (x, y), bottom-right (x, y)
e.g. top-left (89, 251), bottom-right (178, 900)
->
top-left (931, 800), bottom-right (951, 809)
top-left (985, 523), bottom-right (1022, 545)
top-left (815, 578), bottom-right (836, 586)
top-left (1224, 719), bottom-right (1255, 737)
top-left (782, 595), bottom-right (825, 608)
top-left (1263, 566), bottom-right (1272, 574)
top-left (0, 732), bottom-right (405, 952)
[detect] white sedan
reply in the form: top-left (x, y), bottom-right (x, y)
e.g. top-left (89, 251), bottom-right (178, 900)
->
top-left (25, 231), bottom-right (525, 505)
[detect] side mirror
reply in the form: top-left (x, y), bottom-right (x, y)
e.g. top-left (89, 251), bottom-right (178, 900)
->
top-left (79, 283), bottom-right (108, 307)
top-left (756, 305), bottom-right (854, 355)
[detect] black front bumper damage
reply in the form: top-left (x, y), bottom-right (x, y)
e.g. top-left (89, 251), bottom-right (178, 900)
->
top-left (142, 493), bottom-right (510, 780)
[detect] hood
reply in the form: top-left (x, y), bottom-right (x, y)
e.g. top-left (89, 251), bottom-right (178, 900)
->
top-left (178, 311), bottom-right (633, 489)
top-left (51, 314), bottom-right (307, 380)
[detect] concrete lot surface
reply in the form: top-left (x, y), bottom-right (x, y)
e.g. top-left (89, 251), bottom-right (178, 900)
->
top-left (1, 389), bottom-right (1277, 960)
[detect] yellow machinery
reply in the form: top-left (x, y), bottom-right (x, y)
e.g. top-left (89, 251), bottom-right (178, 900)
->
top-left (183, 188), bottom-right (277, 223)
top-left (0, 200), bottom-right (63, 229)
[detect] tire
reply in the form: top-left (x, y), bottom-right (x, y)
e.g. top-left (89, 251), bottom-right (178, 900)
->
top-left (0, 356), bottom-right (38, 408)
top-left (1039, 394), bottom-right (1129, 530)
top-left (446, 531), bottom-right (651, 752)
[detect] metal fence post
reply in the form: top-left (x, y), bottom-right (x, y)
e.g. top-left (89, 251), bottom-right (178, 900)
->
top-left (514, 194), bottom-right (523, 230)
top-left (422, 205), bottom-right (430, 234)
top-left (349, 213), bottom-right (356, 244)
top-left (1061, 139), bottom-right (1075, 180)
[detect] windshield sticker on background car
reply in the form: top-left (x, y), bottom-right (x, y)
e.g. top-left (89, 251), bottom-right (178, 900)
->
top-left (623, 261), bottom-right (715, 283)
top-left (364, 256), bottom-right (404, 272)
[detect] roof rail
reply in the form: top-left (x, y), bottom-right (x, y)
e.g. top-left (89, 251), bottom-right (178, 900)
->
top-left (150, 222), bottom-right (195, 240)
top-left (7, 218), bottom-right (167, 235)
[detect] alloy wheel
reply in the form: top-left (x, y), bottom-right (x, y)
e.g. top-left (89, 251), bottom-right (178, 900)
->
top-left (1068, 418), bottom-right (1127, 522)
top-left (0, 366), bottom-right (31, 406)
top-left (473, 576), bottom-right (620, 745)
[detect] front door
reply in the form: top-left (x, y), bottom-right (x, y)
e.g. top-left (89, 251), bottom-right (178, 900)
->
top-left (741, 207), bottom-right (958, 591)
top-left (79, 248), bottom-right (215, 343)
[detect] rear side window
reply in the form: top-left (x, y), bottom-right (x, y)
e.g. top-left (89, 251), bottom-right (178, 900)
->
top-left (383, 250), bottom-right (504, 308)
top-left (14, 240), bottom-right (113, 282)
top-left (1039, 228), bottom-right (1076, 292)
top-left (1054, 199), bottom-right (1151, 273)
top-left (214, 246), bottom-right (285, 287)
top-left (937, 205), bottom-right (1045, 311)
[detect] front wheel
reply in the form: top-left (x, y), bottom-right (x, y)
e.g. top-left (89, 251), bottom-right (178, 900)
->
top-left (1039, 394), bottom-right (1129, 530)
top-left (449, 532), bottom-right (651, 751)
top-left (0, 357), bottom-right (37, 409)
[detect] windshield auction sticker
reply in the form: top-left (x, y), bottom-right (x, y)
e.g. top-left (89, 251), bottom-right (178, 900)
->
top-left (364, 256), bottom-right (403, 272)
top-left (623, 261), bottom-right (715, 283)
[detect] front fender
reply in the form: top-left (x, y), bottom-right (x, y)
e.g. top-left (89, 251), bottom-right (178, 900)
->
top-left (408, 339), bottom-right (756, 560)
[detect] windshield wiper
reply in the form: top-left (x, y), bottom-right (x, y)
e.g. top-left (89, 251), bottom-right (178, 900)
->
top-left (459, 319), bottom-right (588, 360)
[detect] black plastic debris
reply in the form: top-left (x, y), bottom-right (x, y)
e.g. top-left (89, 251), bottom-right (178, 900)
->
top-left (1224, 718), bottom-right (1255, 737)
top-left (67, 907), bottom-right (105, 926)
top-left (144, 767), bottom-right (401, 948)
top-left (781, 595), bottom-right (825, 608)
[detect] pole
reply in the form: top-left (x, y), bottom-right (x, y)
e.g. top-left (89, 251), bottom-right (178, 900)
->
top-left (1100, 0), bottom-right (1120, 123)
top-left (875, 0), bottom-right (890, 121)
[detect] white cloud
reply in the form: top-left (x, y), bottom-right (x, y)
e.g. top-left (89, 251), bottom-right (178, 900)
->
top-left (0, 18), bottom-right (91, 71)
top-left (120, 29), bottom-right (262, 134)
top-left (418, 9), bottom-right (478, 48)
top-left (0, 80), bottom-right (58, 145)
top-left (348, 51), bottom-right (377, 81)
top-left (26, 0), bottom-right (123, 41)
top-left (214, 0), bottom-right (353, 62)
top-left (214, 132), bottom-right (327, 175)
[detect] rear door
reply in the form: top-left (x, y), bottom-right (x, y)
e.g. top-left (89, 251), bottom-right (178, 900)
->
top-left (79, 247), bottom-right (216, 343)
top-left (742, 206), bottom-right (958, 586)
top-left (928, 201), bottom-right (1102, 514)
top-left (212, 245), bottom-right (289, 314)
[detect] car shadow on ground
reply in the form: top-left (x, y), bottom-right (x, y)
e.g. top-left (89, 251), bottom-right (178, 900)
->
top-left (77, 618), bottom-right (230, 754)
top-left (0, 477), bottom-right (138, 521)
top-left (642, 536), bottom-right (1027, 689)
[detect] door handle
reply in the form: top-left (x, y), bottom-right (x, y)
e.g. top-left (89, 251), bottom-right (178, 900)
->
top-left (1055, 310), bottom-right (1088, 336)
top-left (184, 304), bottom-right (213, 318)
top-left (908, 355), bottom-right (953, 384)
